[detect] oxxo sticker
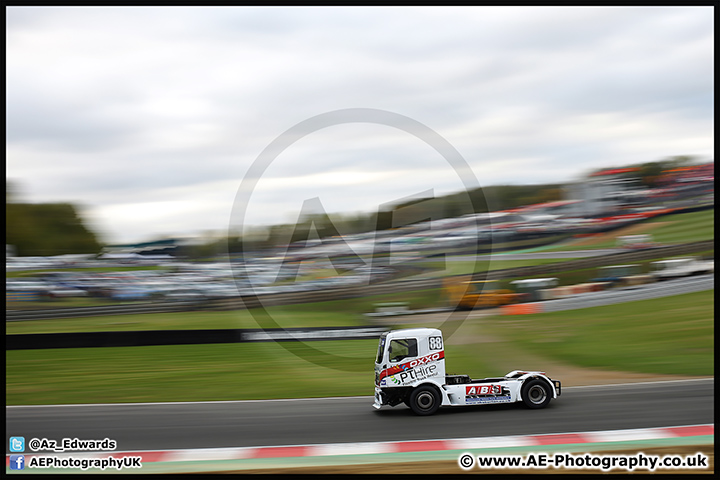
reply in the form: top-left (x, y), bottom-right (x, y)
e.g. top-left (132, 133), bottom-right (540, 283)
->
top-left (407, 352), bottom-right (443, 368)
top-left (379, 351), bottom-right (445, 382)
top-left (381, 351), bottom-right (445, 385)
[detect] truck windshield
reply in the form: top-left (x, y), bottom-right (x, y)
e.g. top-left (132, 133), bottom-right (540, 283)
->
top-left (376, 333), bottom-right (388, 364)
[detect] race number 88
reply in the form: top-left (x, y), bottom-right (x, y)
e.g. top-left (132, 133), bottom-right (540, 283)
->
top-left (429, 336), bottom-right (443, 350)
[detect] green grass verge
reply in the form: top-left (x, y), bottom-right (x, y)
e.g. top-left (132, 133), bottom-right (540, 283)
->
top-left (6, 341), bottom-right (373, 405)
top-left (650, 208), bottom-right (715, 245)
top-left (482, 289), bottom-right (714, 376)
top-left (5, 338), bottom-right (497, 406)
top-left (543, 207), bottom-right (714, 252)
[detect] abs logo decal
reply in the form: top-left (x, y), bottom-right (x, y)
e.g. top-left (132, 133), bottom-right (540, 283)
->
top-left (465, 384), bottom-right (511, 404)
top-left (466, 385), bottom-right (502, 395)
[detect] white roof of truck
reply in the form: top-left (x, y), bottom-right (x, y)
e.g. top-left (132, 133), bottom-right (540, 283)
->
top-left (384, 327), bottom-right (441, 339)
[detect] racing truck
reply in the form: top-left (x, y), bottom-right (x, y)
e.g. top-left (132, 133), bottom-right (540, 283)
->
top-left (373, 327), bottom-right (561, 415)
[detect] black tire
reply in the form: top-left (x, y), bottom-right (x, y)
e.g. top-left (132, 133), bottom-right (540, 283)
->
top-left (409, 385), bottom-right (441, 416)
top-left (521, 379), bottom-right (552, 409)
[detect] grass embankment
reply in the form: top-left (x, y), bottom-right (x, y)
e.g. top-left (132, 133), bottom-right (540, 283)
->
top-left (481, 289), bottom-right (714, 377)
top-left (544, 208), bottom-right (714, 251)
top-left (6, 289), bottom-right (713, 405)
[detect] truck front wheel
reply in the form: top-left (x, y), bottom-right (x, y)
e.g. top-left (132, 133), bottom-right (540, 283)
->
top-left (521, 379), bottom-right (552, 409)
top-left (409, 386), bottom-right (441, 416)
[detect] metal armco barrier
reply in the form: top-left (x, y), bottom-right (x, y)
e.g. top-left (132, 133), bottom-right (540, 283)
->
top-left (6, 326), bottom-right (388, 350)
top-left (540, 274), bottom-right (714, 313)
top-left (6, 301), bottom-right (200, 321)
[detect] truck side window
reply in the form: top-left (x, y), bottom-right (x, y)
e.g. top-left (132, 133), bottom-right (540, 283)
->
top-left (388, 339), bottom-right (417, 363)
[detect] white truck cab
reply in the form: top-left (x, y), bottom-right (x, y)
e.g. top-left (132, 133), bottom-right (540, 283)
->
top-left (373, 327), bottom-right (561, 415)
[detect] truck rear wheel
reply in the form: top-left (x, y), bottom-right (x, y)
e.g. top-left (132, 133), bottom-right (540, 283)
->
top-left (409, 386), bottom-right (441, 416)
top-left (521, 379), bottom-right (552, 409)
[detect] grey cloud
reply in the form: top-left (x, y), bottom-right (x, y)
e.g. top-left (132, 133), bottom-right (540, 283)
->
top-left (6, 7), bottom-right (713, 244)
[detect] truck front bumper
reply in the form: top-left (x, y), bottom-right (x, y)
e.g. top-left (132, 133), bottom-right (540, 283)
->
top-left (373, 386), bottom-right (385, 409)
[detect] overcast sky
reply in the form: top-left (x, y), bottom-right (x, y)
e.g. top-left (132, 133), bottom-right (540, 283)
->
top-left (6, 6), bottom-right (714, 245)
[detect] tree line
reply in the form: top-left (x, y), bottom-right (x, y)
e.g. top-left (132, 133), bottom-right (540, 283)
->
top-left (6, 183), bottom-right (102, 257)
top-left (5, 155), bottom-right (707, 257)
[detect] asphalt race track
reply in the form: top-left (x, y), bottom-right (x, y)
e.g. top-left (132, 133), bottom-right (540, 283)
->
top-left (5, 379), bottom-right (713, 453)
